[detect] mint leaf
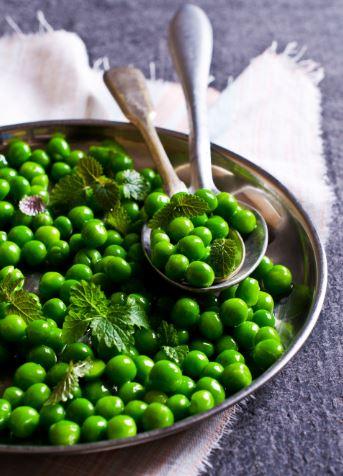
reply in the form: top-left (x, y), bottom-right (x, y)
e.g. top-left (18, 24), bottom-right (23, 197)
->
top-left (91, 315), bottom-right (134, 354)
top-left (210, 231), bottom-right (243, 279)
top-left (92, 177), bottom-right (120, 210)
top-left (161, 345), bottom-right (189, 365)
top-left (158, 321), bottom-right (179, 347)
top-left (0, 274), bottom-right (43, 323)
top-left (105, 204), bottom-right (131, 235)
top-left (45, 360), bottom-right (92, 405)
top-left (50, 173), bottom-right (87, 209)
top-left (77, 156), bottom-right (103, 185)
top-left (119, 170), bottom-right (150, 201)
top-left (149, 193), bottom-right (209, 229)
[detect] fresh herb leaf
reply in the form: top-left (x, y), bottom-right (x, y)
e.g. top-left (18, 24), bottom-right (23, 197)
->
top-left (149, 193), bottom-right (209, 229)
top-left (91, 315), bottom-right (134, 354)
top-left (50, 173), bottom-right (87, 209)
top-left (158, 321), bottom-right (179, 347)
top-left (0, 274), bottom-right (43, 323)
top-left (92, 177), bottom-right (120, 210)
top-left (77, 156), bottom-right (103, 185)
top-left (105, 203), bottom-right (131, 235)
top-left (45, 360), bottom-right (92, 405)
top-left (19, 195), bottom-right (46, 216)
top-left (161, 345), bottom-right (189, 365)
top-left (119, 170), bottom-right (150, 201)
top-left (210, 231), bottom-right (243, 279)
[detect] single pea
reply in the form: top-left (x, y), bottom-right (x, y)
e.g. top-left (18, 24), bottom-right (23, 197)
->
top-left (234, 321), bottom-right (260, 350)
top-left (254, 291), bottom-right (275, 312)
top-left (47, 136), bottom-right (71, 161)
top-left (26, 320), bottom-right (52, 347)
top-left (73, 248), bottom-right (101, 269)
top-left (192, 226), bottom-right (213, 246)
top-left (62, 343), bottom-right (94, 362)
top-left (31, 173), bottom-right (49, 189)
top-left (21, 240), bottom-right (47, 266)
top-left (39, 403), bottom-right (65, 429)
top-left (149, 360), bottom-right (182, 393)
top-left (49, 420), bottom-right (80, 445)
top-left (31, 211), bottom-right (53, 229)
top-left (133, 355), bottom-right (154, 383)
top-left (39, 272), bottom-right (65, 300)
top-left (82, 381), bottom-right (111, 404)
top-left (28, 345), bottom-right (57, 370)
top-left (150, 231), bottom-right (170, 247)
top-left (199, 311), bottom-right (223, 341)
top-left (0, 398), bottom-right (11, 430)
top-left (68, 206), bottom-right (94, 230)
top-left (42, 298), bottom-right (67, 326)
top-left (118, 382), bottom-right (145, 404)
top-left (186, 261), bottom-right (215, 288)
top-left (59, 279), bottom-right (79, 304)
top-left (106, 355), bottom-right (137, 386)
top-left (51, 161), bottom-right (72, 181)
top-left (81, 415), bottom-right (107, 442)
top-left (220, 298), bottom-right (248, 327)
top-left (19, 161), bottom-right (45, 181)
top-left (46, 362), bottom-right (69, 387)
top-left (23, 383), bottom-right (51, 409)
top-left (69, 233), bottom-right (83, 254)
top-left (190, 339), bottom-right (215, 358)
top-left (9, 176), bottom-right (31, 200)
top-left (2, 387), bottom-right (24, 408)
top-left (165, 254), bottom-right (189, 281)
top-left (189, 390), bottom-right (214, 415)
top-left (108, 152), bottom-right (133, 173)
top-left (144, 192), bottom-right (169, 217)
top-left (14, 362), bottom-right (46, 390)
top-left (53, 216), bottom-right (73, 239)
top-left (252, 309), bottom-right (276, 328)
top-left (255, 326), bottom-right (281, 344)
top-left (174, 376), bottom-right (196, 398)
top-left (65, 264), bottom-right (92, 282)
top-left (231, 209), bottom-right (257, 234)
top-left (167, 394), bottom-right (190, 421)
top-left (66, 150), bottom-right (86, 167)
top-left (171, 297), bottom-right (200, 329)
top-left (104, 244), bottom-right (127, 259)
top-left (253, 339), bottom-right (284, 369)
top-left (127, 243), bottom-right (144, 262)
top-left (141, 167), bottom-right (156, 183)
top-left (48, 328), bottom-right (64, 355)
top-left (104, 256), bottom-right (132, 283)
top-left (206, 216), bottom-right (229, 239)
top-left (31, 149), bottom-right (50, 168)
top-left (195, 188), bottom-right (218, 211)
top-left (7, 225), bottom-right (33, 247)
top-left (151, 241), bottom-right (175, 270)
top-left (177, 329), bottom-right (190, 345)
top-left (200, 362), bottom-right (224, 380)
top-left (215, 335), bottom-right (238, 355)
top-left (95, 396), bottom-right (124, 420)
top-left (135, 329), bottom-right (159, 355)
top-left (221, 363), bottom-right (252, 394)
top-left (89, 145), bottom-right (113, 167)
top-left (236, 277), bottom-right (260, 306)
top-left (110, 291), bottom-right (127, 306)
top-left (142, 402), bottom-right (174, 430)
top-left (263, 265), bottom-right (293, 297)
top-left (168, 217), bottom-right (194, 242)
top-left (220, 286), bottom-right (239, 303)
top-left (196, 377), bottom-right (225, 405)
top-left (104, 229), bottom-right (123, 246)
top-left (216, 349), bottom-right (245, 367)
top-left (0, 314), bottom-right (27, 342)
top-left (144, 390), bottom-right (168, 404)
top-left (191, 213), bottom-right (208, 227)
top-left (124, 400), bottom-right (148, 428)
top-left (177, 235), bottom-right (206, 261)
top-left (66, 398), bottom-right (95, 425)
top-left (9, 406), bottom-right (40, 438)
top-left (0, 167), bottom-right (17, 182)
top-left (7, 140), bottom-right (31, 167)
top-left (0, 179), bottom-right (10, 200)
top-left (0, 241), bottom-right (20, 267)
top-left (183, 350), bottom-right (209, 379)
top-left (108, 414), bottom-right (137, 439)
top-left (122, 233), bottom-right (140, 250)
top-left (122, 201), bottom-right (140, 221)
top-left (253, 256), bottom-right (274, 280)
top-left (83, 359), bottom-right (106, 381)
top-left (81, 219), bottom-right (108, 248)
top-left (215, 192), bottom-right (238, 220)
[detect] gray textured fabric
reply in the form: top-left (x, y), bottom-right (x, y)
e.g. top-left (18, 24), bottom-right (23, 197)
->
top-left (0, 1), bottom-right (342, 474)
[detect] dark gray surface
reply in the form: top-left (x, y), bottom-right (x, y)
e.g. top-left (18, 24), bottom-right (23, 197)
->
top-left (0, 0), bottom-right (342, 474)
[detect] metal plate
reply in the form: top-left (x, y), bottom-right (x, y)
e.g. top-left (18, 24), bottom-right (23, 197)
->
top-left (0, 120), bottom-right (327, 454)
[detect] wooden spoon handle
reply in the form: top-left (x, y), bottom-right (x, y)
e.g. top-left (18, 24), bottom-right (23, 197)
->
top-left (104, 67), bottom-right (187, 196)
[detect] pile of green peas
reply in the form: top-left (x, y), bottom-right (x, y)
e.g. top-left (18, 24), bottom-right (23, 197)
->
top-left (0, 136), bottom-right (293, 446)
top-left (146, 189), bottom-right (257, 288)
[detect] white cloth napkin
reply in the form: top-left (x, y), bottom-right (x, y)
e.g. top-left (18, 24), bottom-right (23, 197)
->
top-left (0, 17), bottom-right (333, 476)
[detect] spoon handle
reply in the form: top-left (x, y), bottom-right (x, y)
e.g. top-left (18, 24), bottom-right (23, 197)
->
top-left (168, 4), bottom-right (216, 192)
top-left (104, 66), bottom-right (187, 196)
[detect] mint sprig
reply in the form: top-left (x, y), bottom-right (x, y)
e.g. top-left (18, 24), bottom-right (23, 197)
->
top-left (0, 274), bottom-right (43, 322)
top-left (209, 230), bottom-right (243, 279)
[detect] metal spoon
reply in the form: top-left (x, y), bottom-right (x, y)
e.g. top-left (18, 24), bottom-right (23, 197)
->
top-left (104, 31), bottom-right (267, 292)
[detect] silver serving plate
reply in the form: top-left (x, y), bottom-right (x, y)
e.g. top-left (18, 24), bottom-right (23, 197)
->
top-left (0, 120), bottom-right (327, 454)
